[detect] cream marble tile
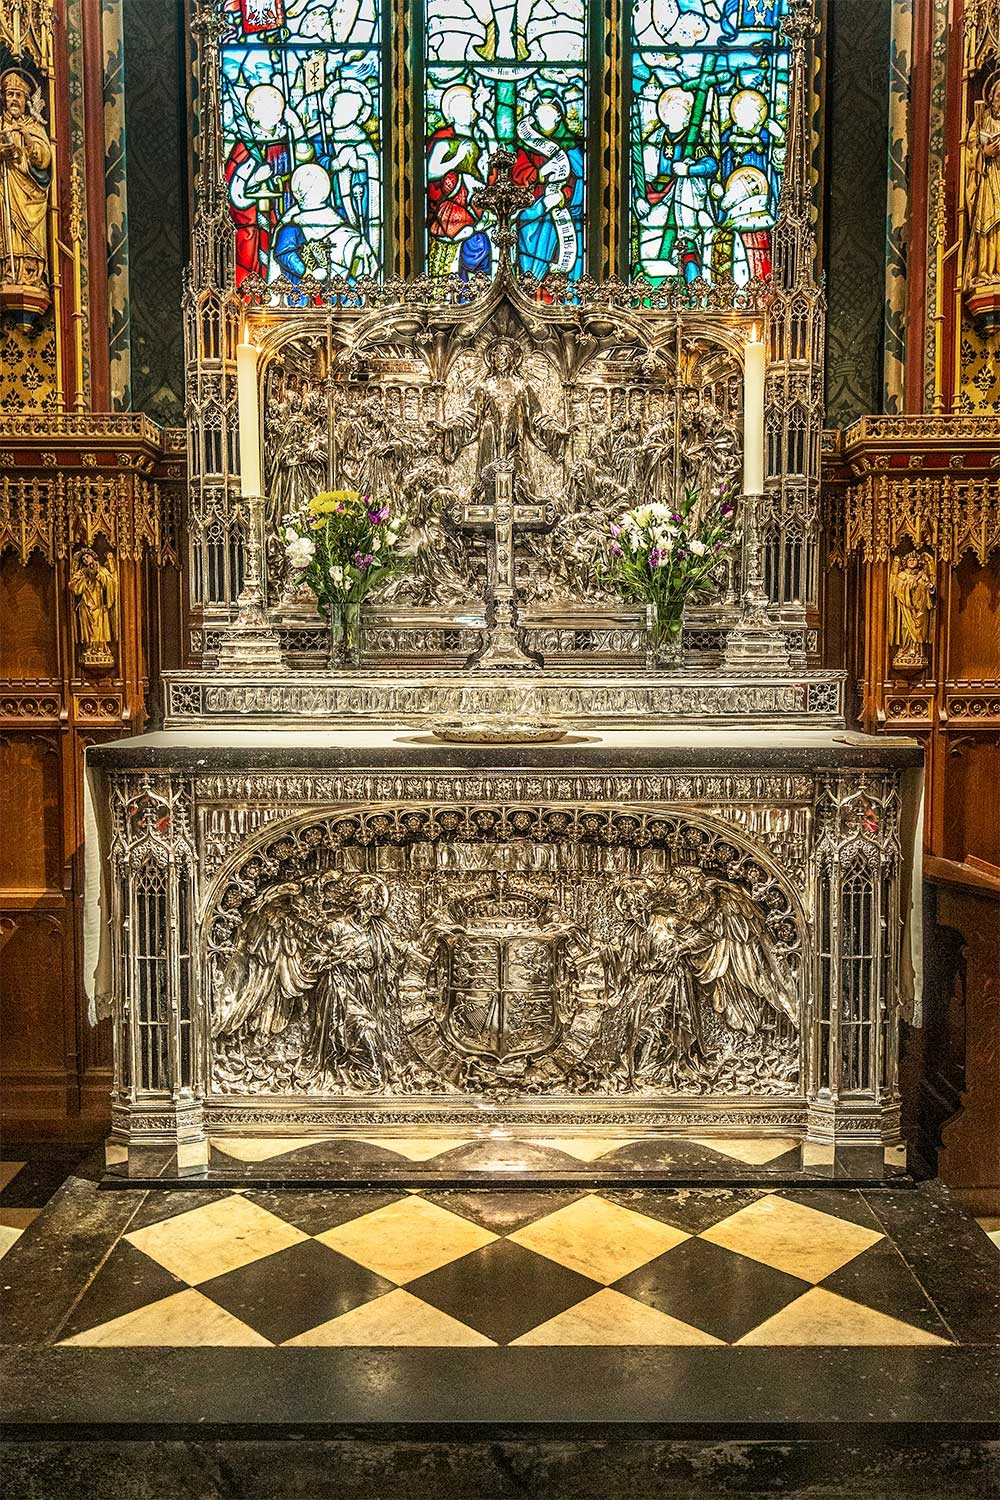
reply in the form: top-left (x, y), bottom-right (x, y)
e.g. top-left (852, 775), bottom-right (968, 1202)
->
top-left (0, 1162), bottom-right (26, 1193)
top-left (512, 1288), bottom-right (724, 1346)
top-left (508, 1194), bottom-right (688, 1283)
top-left (0, 1223), bottom-right (23, 1262)
top-left (700, 1194), bottom-right (881, 1282)
top-left (692, 1138), bottom-right (799, 1166)
top-left (285, 1289), bottom-right (495, 1346)
top-left (317, 1194), bottom-right (496, 1282)
top-left (126, 1193), bottom-right (308, 1283)
top-left (737, 1287), bottom-right (950, 1346)
top-left (528, 1138), bottom-right (644, 1162)
top-left (356, 1137), bottom-right (475, 1162)
top-left (209, 1136), bottom-right (338, 1162)
top-left (0, 1208), bottom-right (39, 1229)
top-left (976, 1217), bottom-right (1000, 1251)
top-left (60, 1289), bottom-right (272, 1347)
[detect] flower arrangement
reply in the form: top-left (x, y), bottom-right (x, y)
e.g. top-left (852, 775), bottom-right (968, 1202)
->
top-left (604, 485), bottom-right (737, 662)
top-left (282, 490), bottom-right (407, 665)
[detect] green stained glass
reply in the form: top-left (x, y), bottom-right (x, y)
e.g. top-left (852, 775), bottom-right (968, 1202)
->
top-left (630, 0), bottom-right (791, 286)
top-left (220, 0), bottom-right (383, 284)
top-left (424, 0), bottom-right (587, 279)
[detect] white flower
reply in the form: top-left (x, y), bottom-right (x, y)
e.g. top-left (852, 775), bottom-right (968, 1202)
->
top-left (371, 536), bottom-right (382, 552)
top-left (689, 539), bottom-right (707, 556)
top-left (330, 564), bottom-right (345, 587)
top-left (286, 536), bottom-right (316, 569)
top-left (283, 525), bottom-right (300, 544)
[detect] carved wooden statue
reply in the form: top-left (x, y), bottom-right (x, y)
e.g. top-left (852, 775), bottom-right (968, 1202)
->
top-left (963, 73), bottom-right (1000, 316)
top-left (69, 546), bottom-right (118, 670)
top-left (889, 550), bottom-right (936, 670)
top-left (0, 68), bottom-right (51, 319)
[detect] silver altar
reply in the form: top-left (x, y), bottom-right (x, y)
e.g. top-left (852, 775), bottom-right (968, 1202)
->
top-left (86, 728), bottom-right (922, 1180)
top-left (86, 1), bottom-right (924, 1182)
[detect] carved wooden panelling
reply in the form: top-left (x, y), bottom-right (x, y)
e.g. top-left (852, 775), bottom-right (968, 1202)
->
top-left (0, 735), bottom-right (63, 894)
top-left (0, 553), bottom-right (60, 680)
top-left (0, 913), bottom-right (68, 1086)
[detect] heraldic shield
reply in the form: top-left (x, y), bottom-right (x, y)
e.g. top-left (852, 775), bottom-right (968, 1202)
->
top-left (444, 927), bottom-right (562, 1062)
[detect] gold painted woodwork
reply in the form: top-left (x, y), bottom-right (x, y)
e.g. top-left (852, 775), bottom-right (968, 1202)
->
top-left (0, 417), bottom-right (183, 1134)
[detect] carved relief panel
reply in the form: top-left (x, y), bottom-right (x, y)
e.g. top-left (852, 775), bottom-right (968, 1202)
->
top-left (203, 801), bottom-right (805, 1104)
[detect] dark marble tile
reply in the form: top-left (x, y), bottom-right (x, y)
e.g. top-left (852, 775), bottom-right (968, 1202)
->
top-left (0, 1150), bottom-right (91, 1209)
top-left (406, 1238), bottom-right (600, 1345)
top-left (818, 1239), bottom-right (952, 1340)
top-left (209, 1139), bottom-right (408, 1177)
top-left (428, 1141), bottom-right (583, 1173)
top-left (600, 1186), bottom-right (766, 1236)
top-left (240, 1188), bottom-right (410, 1236)
top-left (197, 1239), bottom-right (395, 1345)
top-left (0, 1175), bottom-right (144, 1347)
top-left (862, 1182), bottom-right (1000, 1345)
top-left (420, 1188), bottom-right (588, 1235)
top-left (58, 1241), bottom-right (187, 1343)
top-left (615, 1236), bottom-right (810, 1344)
top-left (597, 1139), bottom-right (753, 1175)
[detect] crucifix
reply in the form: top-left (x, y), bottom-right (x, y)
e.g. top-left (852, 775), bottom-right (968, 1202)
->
top-left (435, 153), bottom-right (569, 669)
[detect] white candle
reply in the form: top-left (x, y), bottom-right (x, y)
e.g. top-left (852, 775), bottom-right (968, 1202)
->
top-left (236, 335), bottom-right (262, 498)
top-left (743, 327), bottom-right (766, 496)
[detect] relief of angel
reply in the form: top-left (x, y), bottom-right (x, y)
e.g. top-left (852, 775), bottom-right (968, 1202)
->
top-left (212, 870), bottom-right (407, 1091)
top-left (601, 868), bottom-right (797, 1090)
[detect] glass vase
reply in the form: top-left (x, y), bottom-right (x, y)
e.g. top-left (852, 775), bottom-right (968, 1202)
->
top-left (326, 600), bottom-right (362, 670)
top-left (648, 599), bottom-right (684, 669)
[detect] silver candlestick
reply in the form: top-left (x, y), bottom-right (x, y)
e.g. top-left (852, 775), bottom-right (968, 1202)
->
top-left (723, 491), bottom-right (791, 670)
top-left (216, 494), bottom-right (285, 672)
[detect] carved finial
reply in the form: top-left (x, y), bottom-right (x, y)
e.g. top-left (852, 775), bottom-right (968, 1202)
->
top-left (781, 0), bottom-right (821, 47)
top-left (471, 150), bottom-right (533, 267)
top-left (191, 0), bottom-right (228, 46)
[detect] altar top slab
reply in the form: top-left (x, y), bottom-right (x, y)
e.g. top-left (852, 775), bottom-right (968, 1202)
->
top-left (87, 727), bottom-right (923, 772)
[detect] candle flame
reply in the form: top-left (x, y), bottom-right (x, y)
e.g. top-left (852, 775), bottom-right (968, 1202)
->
top-left (749, 323), bottom-right (761, 343)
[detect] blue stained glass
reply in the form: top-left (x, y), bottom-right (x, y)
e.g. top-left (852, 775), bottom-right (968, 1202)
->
top-left (220, 0), bottom-right (382, 283)
top-left (424, 0), bottom-right (587, 279)
top-left (630, 0), bottom-right (791, 286)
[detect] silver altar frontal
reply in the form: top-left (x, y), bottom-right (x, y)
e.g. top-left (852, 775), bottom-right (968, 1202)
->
top-left (85, 0), bottom-right (924, 1182)
top-left (86, 726), bottom-right (922, 1182)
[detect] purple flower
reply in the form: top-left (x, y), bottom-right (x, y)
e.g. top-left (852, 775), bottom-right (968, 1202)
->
top-left (649, 547), bottom-right (660, 565)
top-left (368, 505), bottom-right (390, 524)
top-left (609, 522), bottom-right (622, 537)
top-left (675, 548), bottom-right (686, 559)
top-left (670, 511), bottom-right (682, 524)
top-left (721, 502), bottom-right (735, 516)
top-left (610, 543), bottom-right (622, 557)
top-left (352, 550), bottom-right (374, 570)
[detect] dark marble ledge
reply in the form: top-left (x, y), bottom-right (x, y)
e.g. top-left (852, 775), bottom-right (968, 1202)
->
top-left (2, 1348), bottom-right (996, 1434)
top-left (3, 1436), bottom-right (999, 1500)
top-left (87, 729), bottom-right (923, 774)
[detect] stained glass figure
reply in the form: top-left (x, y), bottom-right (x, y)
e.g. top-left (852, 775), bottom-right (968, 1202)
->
top-left (630, 0), bottom-right (790, 285)
top-left (424, 0), bottom-right (586, 279)
top-left (221, 0), bottom-right (382, 284)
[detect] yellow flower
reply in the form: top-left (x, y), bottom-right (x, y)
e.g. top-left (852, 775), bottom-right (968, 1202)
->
top-left (308, 489), bottom-right (361, 516)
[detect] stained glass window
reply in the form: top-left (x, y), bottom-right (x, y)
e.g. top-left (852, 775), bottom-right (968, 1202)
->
top-left (220, 0), bottom-right (383, 284)
top-left (424, 0), bottom-right (587, 280)
top-left (629, 0), bottom-right (790, 285)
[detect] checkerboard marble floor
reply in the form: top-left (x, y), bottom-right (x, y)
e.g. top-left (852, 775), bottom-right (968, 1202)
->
top-left (15, 1179), bottom-right (985, 1349)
